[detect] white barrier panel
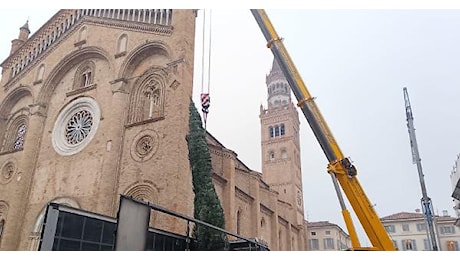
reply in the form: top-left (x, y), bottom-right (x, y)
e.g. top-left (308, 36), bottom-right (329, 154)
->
top-left (115, 196), bottom-right (150, 251)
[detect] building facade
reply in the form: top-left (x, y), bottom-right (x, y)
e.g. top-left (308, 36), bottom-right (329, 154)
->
top-left (450, 154), bottom-right (460, 227)
top-left (0, 9), bottom-right (307, 251)
top-left (207, 131), bottom-right (307, 250)
top-left (381, 211), bottom-right (460, 251)
top-left (306, 221), bottom-right (351, 251)
top-left (205, 58), bottom-right (309, 250)
top-left (259, 59), bottom-right (304, 227)
top-left (0, 9), bottom-right (197, 251)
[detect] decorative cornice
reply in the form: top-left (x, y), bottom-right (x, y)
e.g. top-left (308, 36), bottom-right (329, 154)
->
top-left (66, 84), bottom-right (97, 97)
top-left (209, 146), bottom-right (235, 160)
top-left (82, 16), bottom-right (173, 36)
top-left (3, 9), bottom-right (174, 90)
top-left (212, 172), bottom-right (227, 185)
top-left (125, 116), bottom-right (165, 128)
top-left (235, 187), bottom-right (253, 203)
top-left (260, 203), bottom-right (274, 216)
top-left (278, 216), bottom-right (289, 226)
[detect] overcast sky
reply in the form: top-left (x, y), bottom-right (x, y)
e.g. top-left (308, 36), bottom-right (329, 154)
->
top-left (2, 3), bottom-right (460, 247)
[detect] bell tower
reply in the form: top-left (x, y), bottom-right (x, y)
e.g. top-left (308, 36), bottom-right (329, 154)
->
top-left (10, 20), bottom-right (30, 55)
top-left (260, 58), bottom-right (304, 225)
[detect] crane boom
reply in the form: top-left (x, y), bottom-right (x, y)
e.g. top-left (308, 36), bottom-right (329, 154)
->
top-left (251, 9), bottom-right (396, 251)
top-left (403, 87), bottom-right (438, 250)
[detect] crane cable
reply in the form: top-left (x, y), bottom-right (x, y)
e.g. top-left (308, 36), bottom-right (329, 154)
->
top-left (200, 9), bottom-right (212, 130)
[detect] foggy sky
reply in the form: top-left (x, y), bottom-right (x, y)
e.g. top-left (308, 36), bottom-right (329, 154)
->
top-left (1, 4), bottom-right (460, 247)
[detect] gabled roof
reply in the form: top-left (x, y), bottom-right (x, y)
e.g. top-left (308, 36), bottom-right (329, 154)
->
top-left (380, 211), bottom-right (456, 222)
top-left (205, 130), bottom-right (226, 148)
top-left (306, 221), bottom-right (350, 237)
top-left (307, 221), bottom-right (334, 228)
top-left (380, 212), bottom-right (425, 221)
top-left (205, 130), bottom-right (256, 174)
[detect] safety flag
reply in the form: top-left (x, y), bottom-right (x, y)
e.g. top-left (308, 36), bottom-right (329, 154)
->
top-left (201, 93), bottom-right (210, 128)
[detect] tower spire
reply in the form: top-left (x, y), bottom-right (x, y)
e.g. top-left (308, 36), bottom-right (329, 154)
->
top-left (265, 57), bottom-right (291, 108)
top-left (10, 19), bottom-right (31, 55)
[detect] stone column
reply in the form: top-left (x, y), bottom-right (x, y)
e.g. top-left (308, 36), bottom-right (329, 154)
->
top-left (271, 201), bottom-right (280, 250)
top-left (250, 174), bottom-right (261, 237)
top-left (222, 150), bottom-right (236, 234)
top-left (99, 79), bottom-right (130, 216)
top-left (14, 103), bottom-right (47, 250)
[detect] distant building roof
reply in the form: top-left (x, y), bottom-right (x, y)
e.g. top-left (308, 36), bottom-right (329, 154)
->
top-left (307, 221), bottom-right (350, 238)
top-left (307, 221), bottom-right (335, 228)
top-left (381, 212), bottom-right (425, 221)
top-left (380, 212), bottom-right (456, 222)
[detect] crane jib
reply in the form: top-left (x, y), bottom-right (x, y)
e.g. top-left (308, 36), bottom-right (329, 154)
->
top-left (251, 9), bottom-right (397, 251)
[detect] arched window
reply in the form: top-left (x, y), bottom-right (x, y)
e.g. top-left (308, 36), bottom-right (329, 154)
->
top-left (125, 183), bottom-right (158, 226)
top-left (274, 125), bottom-right (280, 137)
top-left (13, 123), bottom-right (27, 150)
top-left (279, 230), bottom-right (282, 249)
top-left (236, 210), bottom-right (241, 234)
top-left (1, 115), bottom-right (28, 153)
top-left (0, 219), bottom-right (4, 241)
top-left (82, 68), bottom-right (92, 87)
top-left (402, 239), bottom-right (416, 250)
top-left (269, 150), bottom-right (275, 161)
top-left (29, 198), bottom-right (79, 251)
top-left (281, 148), bottom-right (287, 159)
top-left (127, 67), bottom-right (167, 125)
top-left (260, 217), bottom-right (265, 228)
top-left (78, 26), bottom-right (87, 42)
top-left (73, 60), bottom-right (95, 89)
top-left (35, 64), bottom-right (45, 83)
top-left (117, 34), bottom-right (128, 54)
top-left (144, 84), bottom-right (161, 119)
top-left (0, 201), bottom-right (8, 245)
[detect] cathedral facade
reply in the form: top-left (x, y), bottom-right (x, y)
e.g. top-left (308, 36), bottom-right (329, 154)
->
top-left (0, 9), bottom-right (307, 251)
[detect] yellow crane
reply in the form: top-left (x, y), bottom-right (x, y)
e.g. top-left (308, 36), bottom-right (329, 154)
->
top-left (251, 9), bottom-right (396, 251)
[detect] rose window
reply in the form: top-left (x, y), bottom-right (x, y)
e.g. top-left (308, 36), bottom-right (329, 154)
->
top-left (52, 97), bottom-right (100, 156)
top-left (1, 161), bottom-right (16, 183)
top-left (130, 130), bottom-right (159, 162)
top-left (65, 110), bottom-right (93, 145)
top-left (136, 135), bottom-right (153, 156)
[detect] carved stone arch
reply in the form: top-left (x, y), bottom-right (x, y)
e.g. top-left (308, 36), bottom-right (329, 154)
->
top-left (35, 64), bottom-right (45, 83)
top-left (236, 207), bottom-right (242, 234)
top-left (37, 46), bottom-right (111, 106)
top-left (0, 85), bottom-right (33, 119)
top-left (117, 41), bottom-right (172, 81)
top-left (0, 200), bottom-right (8, 220)
top-left (124, 181), bottom-right (159, 226)
top-left (29, 197), bottom-right (80, 251)
top-left (78, 25), bottom-right (87, 42)
top-left (0, 87), bottom-right (32, 153)
top-left (1, 112), bottom-right (29, 153)
top-left (117, 33), bottom-right (128, 54)
top-left (0, 200), bottom-right (8, 244)
top-left (73, 60), bottom-right (96, 90)
top-left (124, 182), bottom-right (158, 204)
top-left (126, 66), bottom-right (168, 125)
